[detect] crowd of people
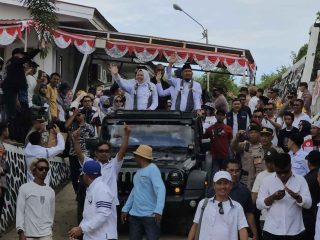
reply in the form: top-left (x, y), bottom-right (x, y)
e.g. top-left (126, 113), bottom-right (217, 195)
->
top-left (0, 45), bottom-right (320, 240)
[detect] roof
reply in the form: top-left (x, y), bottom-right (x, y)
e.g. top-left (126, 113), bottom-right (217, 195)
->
top-left (0, 0), bottom-right (117, 31)
top-left (59, 25), bottom-right (255, 64)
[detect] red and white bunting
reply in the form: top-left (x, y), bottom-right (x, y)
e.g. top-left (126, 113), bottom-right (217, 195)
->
top-left (224, 58), bottom-right (248, 75)
top-left (53, 29), bottom-right (96, 55)
top-left (193, 55), bottom-right (220, 71)
top-left (134, 47), bottom-right (159, 62)
top-left (0, 25), bottom-right (22, 46)
top-left (105, 42), bottom-right (128, 58)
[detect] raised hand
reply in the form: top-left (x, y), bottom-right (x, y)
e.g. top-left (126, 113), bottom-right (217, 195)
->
top-left (123, 122), bottom-right (131, 136)
top-left (110, 63), bottom-right (119, 75)
top-left (168, 54), bottom-right (177, 66)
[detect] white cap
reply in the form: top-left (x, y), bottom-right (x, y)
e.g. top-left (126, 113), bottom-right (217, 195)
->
top-left (312, 120), bottom-right (320, 129)
top-left (213, 171), bottom-right (232, 183)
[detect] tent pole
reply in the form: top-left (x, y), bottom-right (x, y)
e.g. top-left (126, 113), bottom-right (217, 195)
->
top-left (24, 30), bottom-right (28, 52)
top-left (72, 54), bottom-right (88, 95)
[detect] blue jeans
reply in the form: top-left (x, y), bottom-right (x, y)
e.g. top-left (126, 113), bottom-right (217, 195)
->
top-left (129, 215), bottom-right (160, 240)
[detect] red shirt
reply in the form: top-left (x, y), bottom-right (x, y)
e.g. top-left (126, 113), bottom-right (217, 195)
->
top-left (204, 122), bottom-right (233, 160)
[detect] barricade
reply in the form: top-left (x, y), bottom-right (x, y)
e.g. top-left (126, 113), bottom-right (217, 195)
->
top-left (0, 143), bottom-right (70, 232)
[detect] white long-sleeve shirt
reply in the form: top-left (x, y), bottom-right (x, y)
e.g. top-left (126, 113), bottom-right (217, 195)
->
top-left (248, 96), bottom-right (259, 114)
top-left (80, 177), bottom-right (117, 240)
top-left (257, 172), bottom-right (312, 236)
top-left (26, 75), bottom-right (37, 108)
top-left (16, 181), bottom-right (55, 238)
top-left (289, 149), bottom-right (309, 176)
top-left (112, 75), bottom-right (158, 110)
top-left (165, 67), bottom-right (202, 111)
top-left (25, 133), bottom-right (65, 185)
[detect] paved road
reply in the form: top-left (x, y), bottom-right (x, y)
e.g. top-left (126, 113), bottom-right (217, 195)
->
top-left (2, 183), bottom-right (185, 240)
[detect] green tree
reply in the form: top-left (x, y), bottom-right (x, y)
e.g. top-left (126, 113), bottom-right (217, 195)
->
top-left (21, 0), bottom-right (57, 58)
top-left (198, 69), bottom-right (239, 94)
top-left (257, 65), bottom-right (288, 89)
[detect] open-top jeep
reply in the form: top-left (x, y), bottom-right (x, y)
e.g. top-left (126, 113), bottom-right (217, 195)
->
top-left (100, 110), bottom-right (212, 233)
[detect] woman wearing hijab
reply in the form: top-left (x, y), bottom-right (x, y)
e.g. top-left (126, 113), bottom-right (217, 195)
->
top-left (98, 95), bottom-right (112, 122)
top-left (299, 120), bottom-right (311, 140)
top-left (110, 64), bottom-right (158, 110)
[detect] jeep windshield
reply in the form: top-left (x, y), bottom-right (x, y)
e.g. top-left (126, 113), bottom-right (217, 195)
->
top-left (109, 124), bottom-right (194, 148)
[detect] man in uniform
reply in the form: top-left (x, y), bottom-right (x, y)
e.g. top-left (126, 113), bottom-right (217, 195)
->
top-left (260, 127), bottom-right (284, 154)
top-left (231, 125), bottom-right (264, 189)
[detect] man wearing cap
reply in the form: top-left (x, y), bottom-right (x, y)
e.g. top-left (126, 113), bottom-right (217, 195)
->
top-left (188, 171), bottom-right (248, 240)
top-left (201, 102), bottom-right (217, 131)
top-left (16, 158), bottom-right (55, 240)
top-left (226, 98), bottom-right (250, 139)
top-left (165, 55), bottom-right (202, 112)
top-left (260, 127), bottom-right (283, 154)
top-left (231, 125), bottom-right (264, 189)
top-left (110, 63), bottom-right (158, 110)
top-left (69, 160), bottom-right (118, 240)
top-left (121, 145), bottom-right (166, 240)
top-left (303, 151), bottom-right (320, 239)
top-left (204, 109), bottom-right (232, 172)
top-left (2, 44), bottom-right (43, 122)
top-left (25, 116), bottom-right (47, 146)
top-left (288, 133), bottom-right (309, 176)
top-left (212, 87), bottom-right (229, 113)
top-left (262, 102), bottom-right (282, 145)
top-left (302, 121), bottom-right (320, 153)
top-left (257, 153), bottom-right (312, 239)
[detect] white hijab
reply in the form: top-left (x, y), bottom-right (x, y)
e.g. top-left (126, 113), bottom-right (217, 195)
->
top-left (136, 69), bottom-right (150, 83)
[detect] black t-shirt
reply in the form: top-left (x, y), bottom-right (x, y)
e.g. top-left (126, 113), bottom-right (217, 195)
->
top-left (150, 77), bottom-right (170, 110)
top-left (278, 127), bottom-right (299, 152)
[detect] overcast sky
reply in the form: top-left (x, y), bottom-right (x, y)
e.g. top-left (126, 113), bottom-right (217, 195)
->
top-left (65, 0), bottom-right (320, 82)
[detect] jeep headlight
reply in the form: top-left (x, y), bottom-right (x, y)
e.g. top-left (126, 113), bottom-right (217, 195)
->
top-left (167, 170), bottom-right (184, 187)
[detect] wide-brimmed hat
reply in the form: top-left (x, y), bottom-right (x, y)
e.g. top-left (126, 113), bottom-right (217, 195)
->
top-left (133, 145), bottom-right (153, 160)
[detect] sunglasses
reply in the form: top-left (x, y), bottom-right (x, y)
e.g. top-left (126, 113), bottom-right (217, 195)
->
top-left (37, 166), bottom-right (49, 172)
top-left (218, 202), bottom-right (224, 215)
top-left (97, 149), bottom-right (110, 153)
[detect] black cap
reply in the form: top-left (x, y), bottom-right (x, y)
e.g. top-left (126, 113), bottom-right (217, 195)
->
top-left (264, 147), bottom-right (279, 162)
top-left (248, 125), bottom-right (261, 132)
top-left (260, 127), bottom-right (273, 135)
top-left (182, 63), bottom-right (192, 71)
top-left (12, 48), bottom-right (26, 56)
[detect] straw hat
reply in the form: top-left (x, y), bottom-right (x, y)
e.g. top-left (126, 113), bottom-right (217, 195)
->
top-left (133, 145), bottom-right (153, 160)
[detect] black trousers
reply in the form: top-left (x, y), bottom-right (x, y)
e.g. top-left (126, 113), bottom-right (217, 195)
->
top-left (69, 155), bottom-right (82, 194)
top-left (262, 231), bottom-right (304, 240)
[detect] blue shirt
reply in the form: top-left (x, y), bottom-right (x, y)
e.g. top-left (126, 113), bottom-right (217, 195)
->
top-left (122, 163), bottom-right (166, 216)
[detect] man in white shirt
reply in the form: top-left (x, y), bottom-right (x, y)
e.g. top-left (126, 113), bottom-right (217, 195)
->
top-left (165, 55), bottom-right (202, 112)
top-left (25, 61), bottom-right (38, 109)
top-left (16, 158), bottom-right (55, 240)
top-left (251, 148), bottom-right (277, 233)
top-left (69, 160), bottom-right (117, 240)
top-left (71, 123), bottom-right (131, 223)
top-left (257, 153), bottom-right (312, 239)
top-left (248, 86), bottom-right (259, 114)
top-left (262, 102), bottom-right (283, 145)
top-left (110, 64), bottom-right (158, 110)
top-left (188, 171), bottom-right (248, 240)
top-left (292, 99), bottom-right (311, 128)
top-left (288, 133), bottom-right (309, 176)
top-left (25, 125), bottom-right (65, 185)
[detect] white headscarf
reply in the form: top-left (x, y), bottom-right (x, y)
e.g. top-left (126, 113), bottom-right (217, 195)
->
top-left (136, 69), bottom-right (150, 83)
